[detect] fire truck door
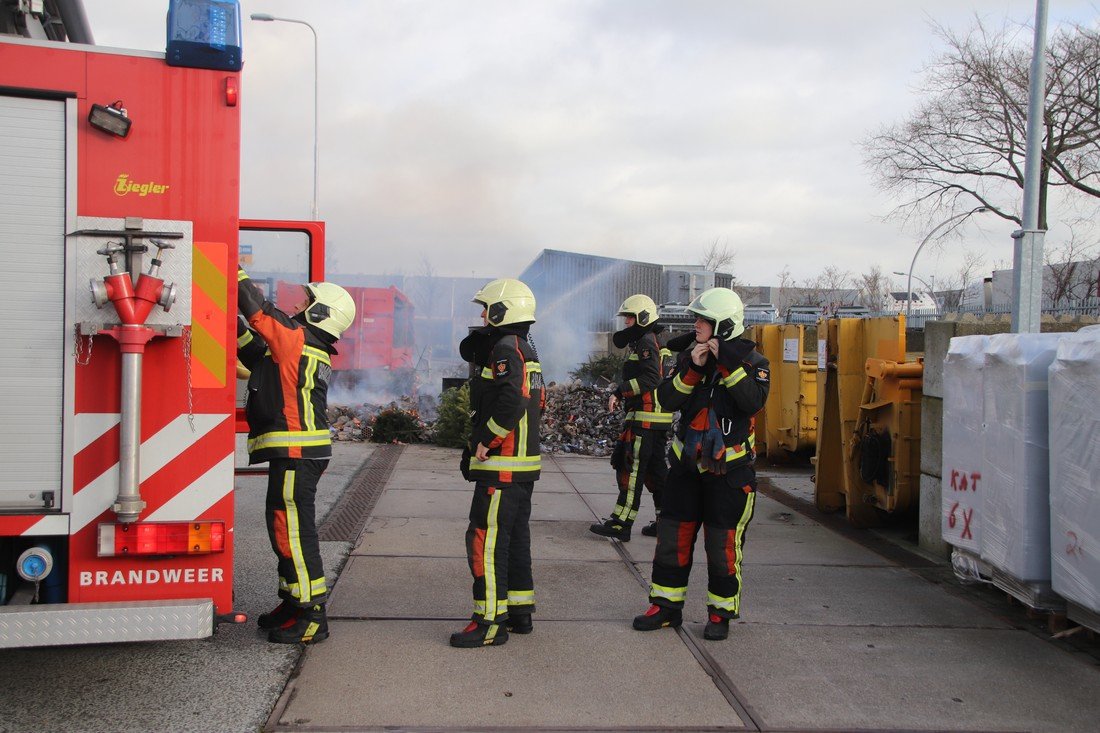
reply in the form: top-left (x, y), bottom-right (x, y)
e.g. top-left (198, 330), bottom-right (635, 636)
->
top-left (234, 220), bottom-right (326, 431)
top-left (0, 94), bottom-right (70, 512)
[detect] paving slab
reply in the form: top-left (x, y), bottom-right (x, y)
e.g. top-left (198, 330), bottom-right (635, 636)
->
top-left (615, 522), bottom-right (890, 569)
top-left (382, 472), bottom-right (469, 491)
top-left (352, 517), bottom-right (623, 562)
top-left (709, 624), bottom-right (1100, 733)
top-left (548, 455), bottom-right (614, 474)
top-left (629, 562), bottom-right (1009, 629)
top-left (328, 556), bottom-right (644, 621)
top-left (278, 619), bottom-right (747, 730)
top-left (371, 487), bottom-right (471, 519)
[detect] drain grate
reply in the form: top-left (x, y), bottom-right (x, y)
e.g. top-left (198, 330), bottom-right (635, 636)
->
top-left (319, 444), bottom-right (404, 542)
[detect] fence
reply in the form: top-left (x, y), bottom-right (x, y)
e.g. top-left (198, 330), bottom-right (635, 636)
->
top-left (769, 297), bottom-right (1100, 330)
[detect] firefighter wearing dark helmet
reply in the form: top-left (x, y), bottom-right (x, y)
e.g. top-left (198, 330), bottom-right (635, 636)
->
top-left (237, 271), bottom-right (355, 644)
top-left (589, 294), bottom-right (672, 542)
top-left (632, 287), bottom-right (769, 641)
top-left (452, 278), bottom-right (544, 648)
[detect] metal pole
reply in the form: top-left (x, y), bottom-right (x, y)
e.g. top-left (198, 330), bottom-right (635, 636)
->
top-left (250, 14), bottom-right (319, 220)
top-left (1012, 0), bottom-right (1049, 333)
top-left (114, 351), bottom-right (146, 523)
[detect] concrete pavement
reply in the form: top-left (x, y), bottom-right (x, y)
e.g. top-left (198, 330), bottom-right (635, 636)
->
top-left (268, 445), bottom-right (1100, 733)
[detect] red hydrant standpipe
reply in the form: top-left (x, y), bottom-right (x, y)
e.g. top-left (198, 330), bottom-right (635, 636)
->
top-left (89, 241), bottom-right (177, 523)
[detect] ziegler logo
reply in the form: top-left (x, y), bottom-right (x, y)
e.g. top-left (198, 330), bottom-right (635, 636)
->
top-left (114, 173), bottom-right (170, 197)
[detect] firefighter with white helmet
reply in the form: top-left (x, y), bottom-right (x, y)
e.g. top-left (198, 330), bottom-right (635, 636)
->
top-left (632, 286), bottom-right (769, 641)
top-left (589, 293), bottom-right (672, 542)
top-left (237, 269), bottom-right (355, 644)
top-left (451, 278), bottom-right (545, 647)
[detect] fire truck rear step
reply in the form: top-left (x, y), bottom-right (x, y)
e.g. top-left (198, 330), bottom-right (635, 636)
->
top-left (0, 599), bottom-right (213, 649)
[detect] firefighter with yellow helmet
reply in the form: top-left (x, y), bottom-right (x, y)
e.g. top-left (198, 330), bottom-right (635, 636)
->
top-left (237, 271), bottom-right (356, 644)
top-left (589, 294), bottom-right (672, 542)
top-left (452, 278), bottom-right (545, 648)
top-left (632, 287), bottom-right (769, 641)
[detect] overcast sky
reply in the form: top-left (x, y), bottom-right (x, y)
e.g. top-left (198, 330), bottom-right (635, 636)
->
top-left (84, 0), bottom-right (1099, 290)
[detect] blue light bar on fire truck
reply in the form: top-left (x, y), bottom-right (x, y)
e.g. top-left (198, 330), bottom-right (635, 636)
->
top-left (98, 521), bottom-right (226, 557)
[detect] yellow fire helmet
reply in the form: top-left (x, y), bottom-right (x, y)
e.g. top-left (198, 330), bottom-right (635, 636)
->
top-left (473, 278), bottom-right (537, 326)
top-left (687, 287), bottom-right (745, 341)
top-left (617, 294), bottom-right (658, 327)
top-left (303, 282), bottom-right (356, 338)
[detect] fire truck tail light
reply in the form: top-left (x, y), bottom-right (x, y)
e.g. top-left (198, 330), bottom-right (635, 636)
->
top-left (98, 521), bottom-right (226, 557)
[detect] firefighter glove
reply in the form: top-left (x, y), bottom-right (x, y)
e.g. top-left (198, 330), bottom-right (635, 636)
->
top-left (460, 447), bottom-right (472, 481)
top-left (699, 412), bottom-right (728, 475)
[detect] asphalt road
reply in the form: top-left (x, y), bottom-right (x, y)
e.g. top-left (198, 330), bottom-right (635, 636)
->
top-left (0, 442), bottom-right (371, 733)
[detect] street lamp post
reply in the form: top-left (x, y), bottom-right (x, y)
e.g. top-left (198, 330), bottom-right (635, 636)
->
top-left (903, 207), bottom-right (988, 323)
top-left (250, 13), bottom-right (319, 221)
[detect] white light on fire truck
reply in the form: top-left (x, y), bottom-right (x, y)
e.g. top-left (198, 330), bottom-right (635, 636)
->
top-left (98, 521), bottom-right (226, 557)
top-left (88, 103), bottom-right (132, 138)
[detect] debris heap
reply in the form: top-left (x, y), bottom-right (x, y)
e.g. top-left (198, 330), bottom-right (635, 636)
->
top-left (541, 382), bottom-right (620, 456)
top-left (327, 393), bottom-right (432, 443)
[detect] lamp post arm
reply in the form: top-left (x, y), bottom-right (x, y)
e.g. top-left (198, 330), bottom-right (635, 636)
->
top-left (906, 207), bottom-right (985, 321)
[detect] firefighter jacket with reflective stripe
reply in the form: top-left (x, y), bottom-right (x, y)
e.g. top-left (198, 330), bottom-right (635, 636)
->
top-left (656, 337), bottom-right (770, 472)
top-left (468, 329), bottom-right (544, 484)
top-left (614, 330), bottom-right (673, 430)
top-left (238, 271), bottom-right (336, 464)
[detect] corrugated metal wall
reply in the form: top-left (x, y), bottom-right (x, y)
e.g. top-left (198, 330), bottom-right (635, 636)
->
top-left (520, 249), bottom-right (664, 332)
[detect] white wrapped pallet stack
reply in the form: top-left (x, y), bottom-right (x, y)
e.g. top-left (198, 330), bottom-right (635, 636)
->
top-left (941, 335), bottom-right (989, 577)
top-left (1049, 325), bottom-right (1100, 631)
top-left (980, 332), bottom-right (1065, 608)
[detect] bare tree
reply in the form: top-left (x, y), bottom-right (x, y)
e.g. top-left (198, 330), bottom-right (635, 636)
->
top-left (863, 18), bottom-right (1100, 232)
top-left (1044, 228), bottom-right (1100, 303)
top-left (801, 266), bottom-right (853, 310)
top-left (699, 237), bottom-right (736, 273)
top-left (773, 266), bottom-right (798, 314)
top-left (855, 265), bottom-right (891, 310)
top-left (940, 250), bottom-right (987, 309)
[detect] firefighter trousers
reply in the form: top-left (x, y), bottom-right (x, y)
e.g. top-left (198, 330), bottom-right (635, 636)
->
top-left (266, 458), bottom-right (328, 607)
top-left (464, 481), bottom-right (535, 623)
top-left (610, 428), bottom-right (667, 525)
top-left (648, 462), bottom-right (756, 618)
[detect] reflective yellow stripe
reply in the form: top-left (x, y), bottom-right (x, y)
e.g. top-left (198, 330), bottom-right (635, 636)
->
top-left (237, 270), bottom-right (249, 282)
top-left (487, 417), bottom-right (510, 438)
top-left (473, 598), bottom-right (509, 617)
top-left (483, 489), bottom-right (502, 621)
top-left (672, 373), bottom-right (693, 394)
top-left (302, 345), bottom-right (332, 365)
top-left (525, 362), bottom-right (542, 373)
top-left (508, 589), bottom-right (535, 605)
top-left (721, 367), bottom-right (747, 388)
top-left (707, 592), bottom-right (739, 612)
top-left (626, 410), bottom-right (674, 423)
top-left (650, 583), bottom-right (687, 602)
top-left (477, 455), bottom-right (541, 472)
top-left (248, 430), bottom-right (331, 453)
top-left (481, 367), bottom-right (494, 379)
top-left (613, 434), bottom-right (644, 523)
top-left (627, 378), bottom-right (640, 394)
top-left (300, 356), bottom-right (319, 433)
top-left (237, 330), bottom-right (253, 347)
top-left (282, 469), bottom-right (313, 603)
top-left (718, 491), bottom-right (755, 615)
top-left (725, 433), bottom-right (755, 462)
top-left (627, 354), bottom-right (640, 361)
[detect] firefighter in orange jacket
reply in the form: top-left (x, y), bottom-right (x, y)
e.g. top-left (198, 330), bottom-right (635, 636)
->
top-left (237, 269), bottom-right (355, 644)
top-left (452, 278), bottom-right (544, 648)
top-left (632, 287), bottom-right (769, 641)
top-left (590, 294), bottom-right (672, 542)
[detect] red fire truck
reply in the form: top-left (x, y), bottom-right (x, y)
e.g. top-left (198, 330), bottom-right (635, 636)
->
top-left (0, 3), bottom-right (324, 647)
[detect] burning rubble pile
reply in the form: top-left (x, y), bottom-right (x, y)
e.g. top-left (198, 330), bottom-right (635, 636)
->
top-left (329, 382), bottom-right (627, 457)
top-left (327, 394), bottom-right (434, 443)
top-left (541, 382), bottom-right (620, 456)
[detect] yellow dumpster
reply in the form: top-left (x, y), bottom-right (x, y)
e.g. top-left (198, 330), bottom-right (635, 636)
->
top-left (754, 324), bottom-right (817, 461)
top-left (814, 316), bottom-right (918, 527)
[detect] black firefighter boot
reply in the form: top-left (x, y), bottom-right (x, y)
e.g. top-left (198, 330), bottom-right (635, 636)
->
top-left (449, 619), bottom-right (509, 648)
top-left (268, 604), bottom-right (329, 644)
top-left (506, 614), bottom-right (533, 634)
top-left (632, 604), bottom-right (682, 631)
top-left (257, 599), bottom-right (298, 631)
top-left (704, 613), bottom-right (731, 641)
top-left (589, 518), bottom-right (631, 542)
top-left (640, 518), bottom-right (659, 537)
